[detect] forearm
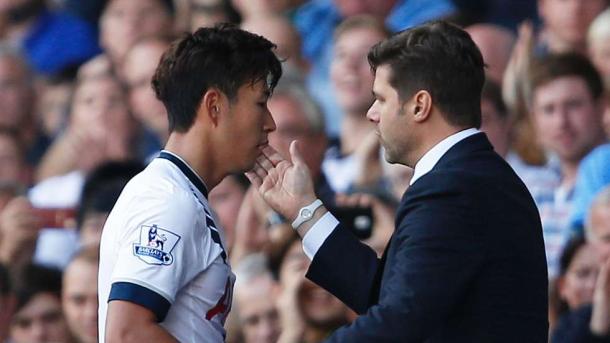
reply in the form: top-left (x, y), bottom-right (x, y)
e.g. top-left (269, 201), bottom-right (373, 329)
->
top-left (106, 301), bottom-right (178, 343)
top-left (106, 321), bottom-right (178, 343)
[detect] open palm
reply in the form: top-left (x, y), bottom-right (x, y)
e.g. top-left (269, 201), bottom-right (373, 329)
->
top-left (246, 141), bottom-right (317, 222)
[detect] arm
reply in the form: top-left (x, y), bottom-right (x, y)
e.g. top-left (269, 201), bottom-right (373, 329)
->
top-left (247, 142), bottom-right (381, 313)
top-left (105, 301), bottom-right (178, 342)
top-left (323, 187), bottom-right (486, 342)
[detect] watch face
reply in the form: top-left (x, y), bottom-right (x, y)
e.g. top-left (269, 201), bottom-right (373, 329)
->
top-left (302, 209), bottom-right (312, 218)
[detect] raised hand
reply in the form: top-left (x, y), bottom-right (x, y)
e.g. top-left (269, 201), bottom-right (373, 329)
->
top-left (246, 141), bottom-right (317, 223)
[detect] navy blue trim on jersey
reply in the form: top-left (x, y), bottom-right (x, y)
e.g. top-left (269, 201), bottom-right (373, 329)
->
top-left (109, 282), bottom-right (171, 322)
top-left (203, 208), bottom-right (228, 262)
top-left (158, 151), bottom-right (209, 198)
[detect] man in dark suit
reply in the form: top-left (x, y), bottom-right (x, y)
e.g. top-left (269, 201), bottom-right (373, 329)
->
top-left (247, 20), bottom-right (548, 342)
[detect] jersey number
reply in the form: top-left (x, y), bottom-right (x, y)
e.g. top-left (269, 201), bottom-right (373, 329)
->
top-left (205, 278), bottom-right (233, 323)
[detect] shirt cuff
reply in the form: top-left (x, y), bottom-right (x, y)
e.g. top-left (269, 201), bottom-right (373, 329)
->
top-left (302, 212), bottom-right (339, 260)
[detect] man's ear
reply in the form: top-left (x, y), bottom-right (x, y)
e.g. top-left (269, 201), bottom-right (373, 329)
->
top-left (412, 90), bottom-right (432, 123)
top-left (201, 88), bottom-right (222, 126)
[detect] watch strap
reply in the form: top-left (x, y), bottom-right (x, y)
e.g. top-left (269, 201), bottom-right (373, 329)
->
top-left (291, 199), bottom-right (323, 229)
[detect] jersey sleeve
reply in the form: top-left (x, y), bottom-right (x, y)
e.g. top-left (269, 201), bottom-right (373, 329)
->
top-left (107, 188), bottom-right (222, 321)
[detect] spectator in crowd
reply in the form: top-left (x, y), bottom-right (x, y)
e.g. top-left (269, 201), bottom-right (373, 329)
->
top-left (550, 236), bottom-right (599, 330)
top-left (551, 186), bottom-right (610, 342)
top-left (528, 52), bottom-right (607, 278)
top-left (571, 144), bottom-right (610, 233)
top-left (0, 0), bottom-right (100, 76)
top-left (466, 23), bottom-right (516, 84)
top-left (276, 237), bottom-right (350, 343)
top-left (479, 79), bottom-right (512, 158)
top-left (232, 253), bottom-right (281, 343)
top-left (537, 0), bottom-right (608, 54)
top-left (9, 264), bottom-right (71, 343)
top-left (34, 70), bottom-right (76, 142)
top-left (62, 245), bottom-right (99, 343)
top-left (99, 0), bottom-right (174, 66)
top-left (0, 263), bottom-right (15, 343)
top-left (121, 36), bottom-right (172, 150)
top-left (588, 8), bottom-right (610, 89)
top-left (0, 47), bottom-right (50, 167)
top-left (34, 71), bottom-right (136, 184)
top-left (323, 15), bottom-right (388, 193)
top-left (241, 14), bottom-right (309, 76)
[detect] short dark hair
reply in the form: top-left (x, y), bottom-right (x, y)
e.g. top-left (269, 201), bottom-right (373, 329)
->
top-left (481, 79), bottom-right (507, 120)
top-left (152, 23), bottom-right (282, 132)
top-left (368, 20), bottom-right (485, 128)
top-left (12, 264), bottom-right (62, 312)
top-left (530, 52), bottom-right (604, 101)
top-left (78, 160), bottom-right (144, 230)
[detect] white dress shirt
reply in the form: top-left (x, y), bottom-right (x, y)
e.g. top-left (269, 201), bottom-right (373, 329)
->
top-left (302, 128), bottom-right (481, 260)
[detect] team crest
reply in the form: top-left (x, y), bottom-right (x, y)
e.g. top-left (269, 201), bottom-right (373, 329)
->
top-left (133, 224), bottom-right (180, 265)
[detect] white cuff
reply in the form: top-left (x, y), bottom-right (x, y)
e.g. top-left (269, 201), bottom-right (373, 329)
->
top-left (302, 212), bottom-right (339, 260)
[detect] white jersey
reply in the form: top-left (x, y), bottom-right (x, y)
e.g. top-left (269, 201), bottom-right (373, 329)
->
top-left (98, 151), bottom-right (234, 342)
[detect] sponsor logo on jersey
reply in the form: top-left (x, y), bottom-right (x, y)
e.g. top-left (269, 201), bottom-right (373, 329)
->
top-left (133, 224), bottom-right (180, 265)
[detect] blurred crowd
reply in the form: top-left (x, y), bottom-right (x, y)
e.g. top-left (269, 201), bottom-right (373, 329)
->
top-left (0, 0), bottom-right (609, 342)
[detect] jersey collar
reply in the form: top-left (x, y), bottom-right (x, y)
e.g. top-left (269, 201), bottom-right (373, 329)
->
top-left (157, 150), bottom-right (209, 198)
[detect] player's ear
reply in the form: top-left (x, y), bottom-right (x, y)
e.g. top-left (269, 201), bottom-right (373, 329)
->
top-left (201, 88), bottom-right (222, 126)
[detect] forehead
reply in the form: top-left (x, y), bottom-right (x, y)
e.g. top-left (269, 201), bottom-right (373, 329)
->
top-left (104, 0), bottom-right (167, 15)
top-left (336, 26), bottom-right (385, 49)
top-left (16, 293), bottom-right (61, 317)
top-left (373, 65), bottom-right (396, 91)
top-left (533, 76), bottom-right (592, 103)
top-left (75, 77), bottom-right (121, 97)
top-left (269, 94), bottom-right (309, 124)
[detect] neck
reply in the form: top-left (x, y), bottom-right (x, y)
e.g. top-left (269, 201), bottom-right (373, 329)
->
top-left (340, 112), bottom-right (374, 155)
top-left (407, 125), bottom-right (466, 168)
top-left (164, 129), bottom-right (225, 191)
top-left (560, 160), bottom-right (579, 189)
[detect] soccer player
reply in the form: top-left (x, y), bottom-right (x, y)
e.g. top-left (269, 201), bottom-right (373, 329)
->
top-left (98, 24), bottom-right (282, 342)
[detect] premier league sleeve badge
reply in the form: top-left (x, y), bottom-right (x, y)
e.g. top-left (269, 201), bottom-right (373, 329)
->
top-left (133, 224), bottom-right (181, 265)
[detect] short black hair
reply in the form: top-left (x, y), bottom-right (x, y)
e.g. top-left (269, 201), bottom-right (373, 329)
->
top-left (481, 79), bottom-right (507, 120)
top-left (78, 160), bottom-right (144, 230)
top-left (368, 20), bottom-right (485, 128)
top-left (530, 52), bottom-right (604, 101)
top-left (152, 23), bottom-right (282, 133)
top-left (12, 264), bottom-right (62, 312)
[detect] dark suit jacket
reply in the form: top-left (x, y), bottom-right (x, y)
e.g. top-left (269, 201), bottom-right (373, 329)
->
top-left (306, 133), bottom-right (549, 342)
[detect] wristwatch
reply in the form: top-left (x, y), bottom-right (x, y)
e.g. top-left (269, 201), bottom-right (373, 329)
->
top-left (291, 199), bottom-right (323, 229)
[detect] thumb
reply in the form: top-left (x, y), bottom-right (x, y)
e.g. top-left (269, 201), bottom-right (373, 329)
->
top-left (289, 140), bottom-right (305, 166)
